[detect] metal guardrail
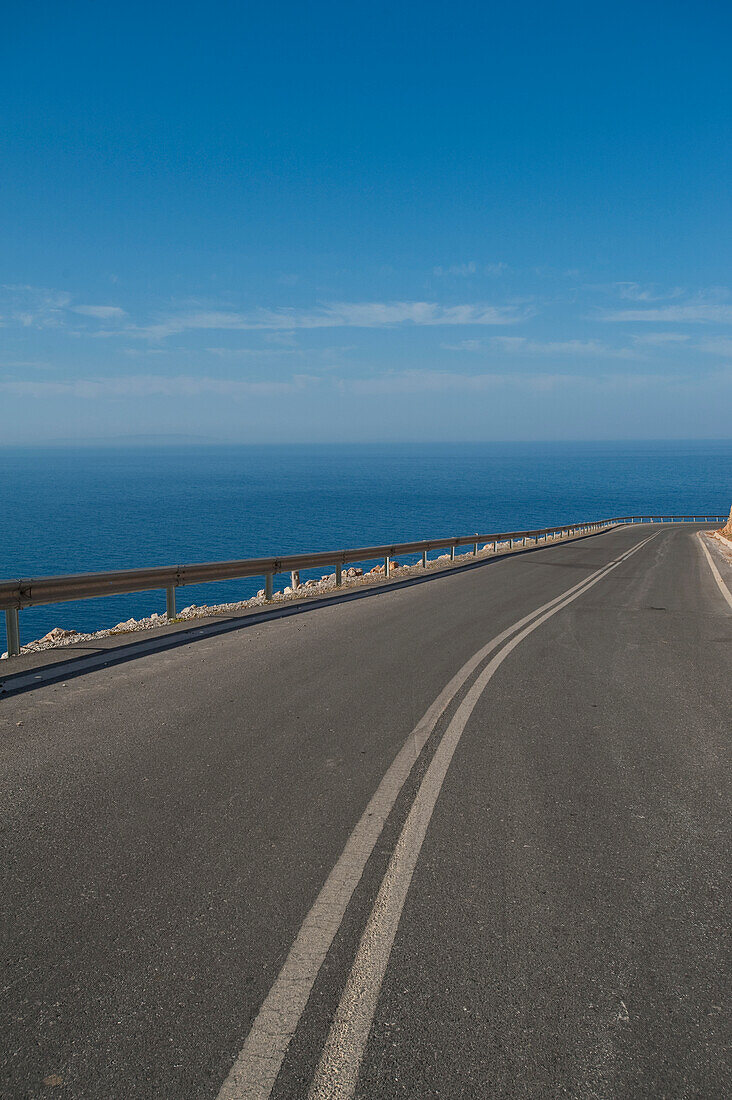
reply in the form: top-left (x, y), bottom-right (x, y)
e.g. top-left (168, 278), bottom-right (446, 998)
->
top-left (1, 515), bottom-right (727, 657)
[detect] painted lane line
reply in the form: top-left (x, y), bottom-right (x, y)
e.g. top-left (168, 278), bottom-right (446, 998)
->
top-left (307, 534), bottom-right (655, 1100)
top-left (216, 537), bottom-right (650, 1100)
top-left (215, 535), bottom-right (650, 1100)
top-left (697, 533), bottom-right (732, 611)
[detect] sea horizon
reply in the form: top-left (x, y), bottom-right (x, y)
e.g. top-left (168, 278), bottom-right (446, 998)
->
top-left (2, 439), bottom-right (730, 646)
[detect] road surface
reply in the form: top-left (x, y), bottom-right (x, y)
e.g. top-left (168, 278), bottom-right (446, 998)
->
top-left (1, 524), bottom-right (729, 1098)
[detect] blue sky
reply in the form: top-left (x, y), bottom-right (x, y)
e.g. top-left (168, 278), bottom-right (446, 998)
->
top-left (2, 0), bottom-right (730, 443)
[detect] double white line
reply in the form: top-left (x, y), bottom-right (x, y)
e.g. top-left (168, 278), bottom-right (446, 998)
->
top-left (217, 533), bottom-right (656, 1100)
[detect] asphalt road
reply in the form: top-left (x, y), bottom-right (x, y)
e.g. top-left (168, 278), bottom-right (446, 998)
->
top-left (1, 525), bottom-right (729, 1099)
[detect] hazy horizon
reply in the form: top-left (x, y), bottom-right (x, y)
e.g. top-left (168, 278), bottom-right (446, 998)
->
top-left (2, 435), bottom-right (732, 450)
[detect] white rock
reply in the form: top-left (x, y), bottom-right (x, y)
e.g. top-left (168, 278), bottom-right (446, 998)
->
top-left (38, 627), bottom-right (78, 643)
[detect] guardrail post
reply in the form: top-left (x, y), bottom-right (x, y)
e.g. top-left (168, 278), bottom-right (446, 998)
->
top-left (422, 551), bottom-right (427, 568)
top-left (450, 545), bottom-right (456, 561)
top-left (265, 573), bottom-right (273, 600)
top-left (335, 564), bottom-right (342, 586)
top-left (384, 556), bottom-right (391, 577)
top-left (473, 541), bottom-right (478, 555)
top-left (5, 608), bottom-right (20, 657)
top-left (166, 586), bottom-right (176, 619)
top-left (290, 570), bottom-right (300, 590)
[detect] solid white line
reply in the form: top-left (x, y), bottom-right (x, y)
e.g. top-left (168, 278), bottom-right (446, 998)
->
top-left (307, 534), bottom-right (655, 1100)
top-left (216, 535), bottom-right (651, 1100)
top-left (697, 533), bottom-right (732, 611)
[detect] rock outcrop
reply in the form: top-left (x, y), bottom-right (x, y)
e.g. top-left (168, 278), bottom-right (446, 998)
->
top-left (722, 504), bottom-right (732, 538)
top-left (38, 627), bottom-right (78, 643)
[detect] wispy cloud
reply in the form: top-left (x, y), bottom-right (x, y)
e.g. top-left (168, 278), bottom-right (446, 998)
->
top-left (631, 332), bottom-right (690, 346)
top-left (441, 338), bottom-right (486, 351)
top-left (0, 374), bottom-right (318, 399)
top-left (611, 282), bottom-right (685, 302)
top-left (0, 284), bottom-right (529, 339)
top-left (494, 337), bottom-right (638, 358)
top-left (433, 262), bottom-right (477, 277)
top-left (204, 346), bottom-right (299, 358)
top-left (1, 284), bottom-right (72, 328)
top-left (601, 289), bottom-right (732, 324)
top-left (444, 336), bottom-right (640, 359)
top-left (340, 367), bottom-right (731, 396)
top-left (71, 304), bottom-right (127, 319)
top-left (3, 365), bottom-right (728, 403)
top-left (433, 262), bottom-right (508, 277)
top-left (133, 300), bottom-right (529, 339)
top-left (341, 370), bottom-right (567, 395)
top-left (0, 359), bottom-right (54, 371)
top-left (697, 336), bottom-right (732, 357)
top-left (604, 303), bottom-right (732, 324)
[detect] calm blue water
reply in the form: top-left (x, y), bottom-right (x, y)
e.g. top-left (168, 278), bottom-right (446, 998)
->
top-left (1, 441), bottom-right (730, 646)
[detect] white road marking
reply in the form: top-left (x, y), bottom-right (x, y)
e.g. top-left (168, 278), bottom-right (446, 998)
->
top-left (697, 533), bottom-right (732, 611)
top-left (307, 534), bottom-right (655, 1100)
top-left (216, 535), bottom-right (654, 1100)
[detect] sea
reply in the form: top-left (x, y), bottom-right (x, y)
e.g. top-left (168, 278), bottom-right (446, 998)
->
top-left (1, 440), bottom-right (730, 647)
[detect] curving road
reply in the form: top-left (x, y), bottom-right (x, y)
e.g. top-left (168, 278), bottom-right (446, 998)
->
top-left (1, 524), bottom-right (730, 1099)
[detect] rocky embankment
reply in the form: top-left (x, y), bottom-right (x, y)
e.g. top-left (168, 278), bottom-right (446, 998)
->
top-left (721, 504), bottom-right (732, 539)
top-left (705, 503), bottom-right (732, 560)
top-left (1, 528), bottom-right (596, 659)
